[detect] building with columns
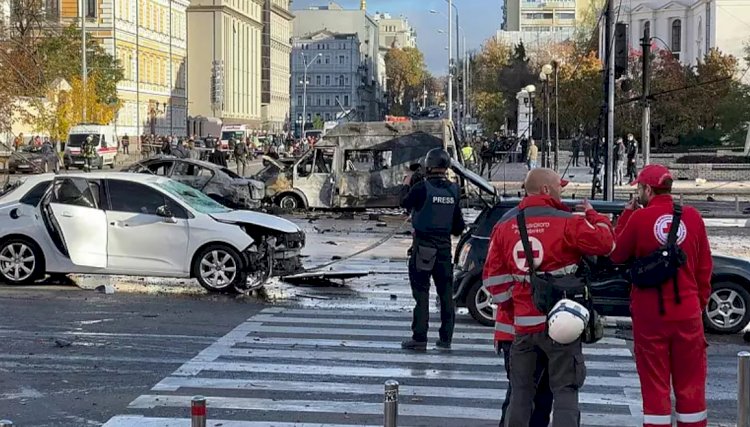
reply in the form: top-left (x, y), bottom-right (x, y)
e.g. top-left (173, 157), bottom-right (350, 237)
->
top-left (187, 0), bottom-right (264, 129)
top-left (54, 0), bottom-right (189, 137)
top-left (373, 12), bottom-right (417, 51)
top-left (262, 0), bottom-right (294, 133)
top-left (613, 0), bottom-right (750, 72)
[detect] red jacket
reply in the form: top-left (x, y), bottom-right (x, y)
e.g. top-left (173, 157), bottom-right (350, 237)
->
top-left (483, 195), bottom-right (616, 336)
top-left (610, 195), bottom-right (712, 322)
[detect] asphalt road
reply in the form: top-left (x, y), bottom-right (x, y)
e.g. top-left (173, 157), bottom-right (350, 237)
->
top-left (0, 215), bottom-right (748, 426)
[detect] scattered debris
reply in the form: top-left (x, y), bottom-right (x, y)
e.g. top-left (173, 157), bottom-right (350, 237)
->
top-left (376, 222), bottom-right (388, 228)
top-left (94, 284), bottom-right (115, 294)
top-left (331, 255), bottom-right (342, 260)
top-left (695, 178), bottom-right (707, 186)
top-left (324, 241), bottom-right (338, 246)
top-left (707, 196), bottom-right (716, 202)
top-left (368, 213), bottom-right (381, 221)
top-left (142, 314), bottom-right (159, 318)
top-left (366, 228), bottom-right (374, 231)
top-left (53, 338), bottom-right (72, 348)
top-left (338, 212), bottom-right (355, 220)
top-left (390, 294), bottom-right (398, 300)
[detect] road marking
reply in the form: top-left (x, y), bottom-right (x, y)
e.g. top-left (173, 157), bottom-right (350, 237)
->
top-left (102, 416), bottom-right (380, 427)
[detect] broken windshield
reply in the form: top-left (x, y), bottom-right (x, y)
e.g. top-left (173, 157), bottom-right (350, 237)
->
top-left (157, 180), bottom-right (231, 214)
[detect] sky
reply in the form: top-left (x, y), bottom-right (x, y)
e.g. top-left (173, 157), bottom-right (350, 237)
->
top-left (290, 0), bottom-right (502, 74)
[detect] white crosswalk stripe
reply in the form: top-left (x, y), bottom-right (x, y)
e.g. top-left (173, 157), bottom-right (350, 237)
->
top-left (99, 307), bottom-right (714, 427)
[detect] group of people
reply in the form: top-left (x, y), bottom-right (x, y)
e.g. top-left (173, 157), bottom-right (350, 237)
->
top-left (400, 148), bottom-right (712, 427)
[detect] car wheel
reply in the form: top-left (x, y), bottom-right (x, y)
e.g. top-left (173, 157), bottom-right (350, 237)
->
top-left (97, 158), bottom-right (104, 170)
top-left (703, 281), bottom-right (750, 334)
top-left (64, 165), bottom-right (69, 171)
top-left (0, 238), bottom-right (44, 285)
top-left (466, 278), bottom-right (494, 327)
top-left (193, 245), bottom-right (247, 293)
top-left (278, 193), bottom-right (301, 210)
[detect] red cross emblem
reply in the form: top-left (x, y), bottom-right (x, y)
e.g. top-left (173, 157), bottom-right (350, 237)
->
top-left (513, 237), bottom-right (544, 271)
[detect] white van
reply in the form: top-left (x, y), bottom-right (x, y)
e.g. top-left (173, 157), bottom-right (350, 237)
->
top-left (64, 124), bottom-right (119, 170)
top-left (220, 124), bottom-right (250, 151)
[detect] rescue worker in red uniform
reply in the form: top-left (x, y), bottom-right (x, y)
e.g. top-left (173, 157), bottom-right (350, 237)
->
top-left (484, 168), bottom-right (615, 427)
top-left (610, 164), bottom-right (712, 427)
top-left (486, 217), bottom-right (553, 427)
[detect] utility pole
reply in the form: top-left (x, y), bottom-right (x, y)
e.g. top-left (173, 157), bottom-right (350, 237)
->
top-left (447, 0), bottom-right (453, 125)
top-left (604, 0), bottom-right (615, 201)
top-left (81, 0), bottom-right (87, 122)
top-left (554, 61), bottom-right (560, 172)
top-left (641, 26), bottom-right (652, 166)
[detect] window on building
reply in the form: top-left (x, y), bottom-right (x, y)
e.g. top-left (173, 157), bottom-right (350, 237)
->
top-left (325, 55), bottom-right (330, 64)
top-left (317, 96), bottom-right (321, 106)
top-left (317, 55), bottom-right (322, 64)
top-left (297, 95), bottom-right (302, 105)
top-left (339, 75), bottom-right (345, 86)
top-left (325, 75), bottom-right (331, 86)
top-left (86, 0), bottom-right (96, 17)
top-left (344, 95), bottom-right (350, 106)
top-left (644, 20), bottom-right (650, 37)
top-left (325, 113), bottom-right (331, 121)
top-left (325, 97), bottom-right (330, 106)
top-left (316, 75), bottom-right (321, 85)
top-left (671, 19), bottom-right (682, 53)
top-left (339, 55), bottom-right (345, 64)
top-left (558, 12), bottom-right (575, 20)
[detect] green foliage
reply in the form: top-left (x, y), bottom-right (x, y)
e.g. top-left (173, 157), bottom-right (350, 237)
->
top-left (312, 115), bottom-right (324, 130)
top-left (385, 47), bottom-right (427, 114)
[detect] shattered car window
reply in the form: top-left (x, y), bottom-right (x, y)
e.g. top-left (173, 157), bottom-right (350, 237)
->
top-left (344, 150), bottom-right (392, 172)
top-left (157, 180), bottom-right (231, 214)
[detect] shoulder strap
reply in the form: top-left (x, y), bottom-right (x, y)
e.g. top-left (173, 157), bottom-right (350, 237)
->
top-left (516, 209), bottom-right (537, 275)
top-left (666, 204), bottom-right (683, 246)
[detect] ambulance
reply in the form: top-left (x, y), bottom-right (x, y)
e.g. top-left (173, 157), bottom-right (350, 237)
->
top-left (220, 124), bottom-right (251, 151)
top-left (63, 124), bottom-right (119, 170)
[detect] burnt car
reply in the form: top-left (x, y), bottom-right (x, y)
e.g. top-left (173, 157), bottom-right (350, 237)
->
top-left (451, 164), bottom-right (750, 335)
top-left (124, 156), bottom-right (264, 210)
top-left (8, 145), bottom-right (58, 174)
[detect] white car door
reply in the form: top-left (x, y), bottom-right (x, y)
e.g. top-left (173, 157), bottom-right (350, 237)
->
top-left (104, 179), bottom-right (190, 275)
top-left (294, 148), bottom-right (335, 208)
top-left (47, 177), bottom-right (108, 268)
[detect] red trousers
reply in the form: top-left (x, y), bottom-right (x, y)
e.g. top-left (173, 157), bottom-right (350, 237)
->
top-left (632, 316), bottom-right (708, 427)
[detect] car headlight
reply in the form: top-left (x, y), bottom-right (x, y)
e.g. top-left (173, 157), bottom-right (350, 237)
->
top-left (458, 242), bottom-right (472, 270)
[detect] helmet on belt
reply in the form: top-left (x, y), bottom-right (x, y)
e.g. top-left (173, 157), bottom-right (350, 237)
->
top-left (547, 299), bottom-right (590, 344)
top-left (424, 148), bottom-right (451, 171)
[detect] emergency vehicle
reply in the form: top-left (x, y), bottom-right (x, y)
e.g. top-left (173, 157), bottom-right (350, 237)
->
top-left (63, 124), bottom-right (119, 170)
top-left (220, 124), bottom-right (251, 151)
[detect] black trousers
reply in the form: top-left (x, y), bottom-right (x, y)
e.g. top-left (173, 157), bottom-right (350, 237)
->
top-left (408, 246), bottom-right (454, 343)
top-left (499, 341), bottom-right (553, 427)
top-left (572, 149), bottom-right (580, 167)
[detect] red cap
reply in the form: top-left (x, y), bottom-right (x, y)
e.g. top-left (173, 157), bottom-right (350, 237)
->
top-left (560, 179), bottom-right (569, 188)
top-left (631, 164), bottom-right (673, 188)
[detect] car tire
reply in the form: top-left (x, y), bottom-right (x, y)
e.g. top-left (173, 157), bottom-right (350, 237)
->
top-left (97, 157), bottom-right (104, 170)
top-left (0, 237), bottom-right (45, 286)
top-left (703, 281), bottom-right (750, 334)
top-left (193, 244), bottom-right (247, 294)
top-left (277, 193), bottom-right (302, 210)
top-left (466, 278), bottom-right (494, 327)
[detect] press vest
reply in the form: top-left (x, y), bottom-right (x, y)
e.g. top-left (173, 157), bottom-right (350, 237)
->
top-left (411, 180), bottom-right (458, 235)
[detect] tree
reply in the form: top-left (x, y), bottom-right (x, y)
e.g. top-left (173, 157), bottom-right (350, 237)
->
top-left (312, 115), bottom-right (324, 130)
top-left (556, 52), bottom-right (603, 134)
top-left (385, 47), bottom-right (427, 115)
top-left (513, 42), bottom-right (528, 63)
top-left (473, 92), bottom-right (506, 135)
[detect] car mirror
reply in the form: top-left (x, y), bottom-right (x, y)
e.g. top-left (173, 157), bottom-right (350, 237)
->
top-left (156, 205), bottom-right (173, 218)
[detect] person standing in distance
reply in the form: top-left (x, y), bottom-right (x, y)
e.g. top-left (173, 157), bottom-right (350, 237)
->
top-left (487, 168), bottom-right (615, 427)
top-left (610, 164), bottom-right (712, 427)
top-left (400, 148), bottom-right (465, 352)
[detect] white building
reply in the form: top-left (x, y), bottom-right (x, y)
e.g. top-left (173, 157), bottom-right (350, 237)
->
top-left (292, 1), bottom-right (386, 121)
top-left (291, 31), bottom-right (365, 134)
top-left (373, 12), bottom-right (417, 51)
top-left (614, 0), bottom-right (750, 70)
top-left (262, 0), bottom-right (294, 133)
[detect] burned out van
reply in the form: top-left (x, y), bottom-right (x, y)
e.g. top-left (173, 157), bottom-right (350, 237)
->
top-left (254, 120), bottom-right (461, 210)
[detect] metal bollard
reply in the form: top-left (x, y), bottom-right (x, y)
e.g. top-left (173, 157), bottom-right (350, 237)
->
top-left (736, 195), bottom-right (741, 214)
top-left (191, 395), bottom-right (207, 427)
top-left (384, 379), bottom-right (399, 427)
top-left (740, 352), bottom-right (750, 427)
top-left (679, 193), bottom-right (684, 205)
top-left (0, 420), bottom-right (13, 427)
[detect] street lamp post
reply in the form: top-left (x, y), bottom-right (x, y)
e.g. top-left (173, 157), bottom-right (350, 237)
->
top-left (300, 53), bottom-right (321, 139)
top-left (553, 60), bottom-right (560, 171)
top-left (540, 64), bottom-right (553, 169)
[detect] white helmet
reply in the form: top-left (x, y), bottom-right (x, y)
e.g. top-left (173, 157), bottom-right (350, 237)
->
top-left (547, 299), bottom-right (590, 345)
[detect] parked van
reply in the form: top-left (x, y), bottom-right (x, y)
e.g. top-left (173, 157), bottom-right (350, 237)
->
top-left (63, 124), bottom-right (119, 170)
top-left (220, 124), bottom-right (251, 150)
top-left (254, 120), bottom-right (462, 210)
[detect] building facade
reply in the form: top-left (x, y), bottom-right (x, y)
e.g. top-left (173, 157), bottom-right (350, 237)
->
top-left (262, 0), bottom-right (294, 133)
top-left (292, 1), bottom-right (385, 122)
top-left (290, 31), bottom-right (364, 134)
top-left (373, 12), bottom-right (416, 51)
top-left (614, 0), bottom-right (750, 71)
top-left (500, 0), bottom-right (587, 52)
top-left (56, 0), bottom-right (189, 137)
top-left (187, 0), bottom-right (264, 129)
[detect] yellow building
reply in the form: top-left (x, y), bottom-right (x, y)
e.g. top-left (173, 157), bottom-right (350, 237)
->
top-left (263, 0), bottom-right (294, 133)
top-left (187, 0), bottom-right (264, 128)
top-left (59, 0), bottom-right (189, 138)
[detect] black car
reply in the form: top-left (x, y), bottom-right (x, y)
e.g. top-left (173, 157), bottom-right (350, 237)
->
top-left (8, 145), bottom-right (58, 174)
top-left (451, 164), bottom-right (750, 335)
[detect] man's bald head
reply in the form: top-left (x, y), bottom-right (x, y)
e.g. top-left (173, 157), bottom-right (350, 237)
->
top-left (524, 168), bottom-right (563, 200)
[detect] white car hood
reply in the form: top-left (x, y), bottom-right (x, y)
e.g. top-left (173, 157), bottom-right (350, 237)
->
top-left (210, 210), bottom-right (300, 234)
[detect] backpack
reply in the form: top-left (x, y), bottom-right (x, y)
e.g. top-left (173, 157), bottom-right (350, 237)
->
top-left (629, 205), bottom-right (687, 315)
top-left (518, 209), bottom-right (603, 344)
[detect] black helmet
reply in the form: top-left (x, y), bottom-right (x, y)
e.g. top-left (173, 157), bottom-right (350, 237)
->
top-left (424, 148), bottom-right (451, 171)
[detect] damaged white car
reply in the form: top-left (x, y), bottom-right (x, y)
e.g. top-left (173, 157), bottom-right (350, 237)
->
top-left (0, 173), bottom-right (304, 293)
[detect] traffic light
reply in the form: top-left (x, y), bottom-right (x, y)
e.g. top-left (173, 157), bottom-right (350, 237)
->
top-left (211, 60), bottom-right (224, 106)
top-left (615, 23), bottom-right (628, 79)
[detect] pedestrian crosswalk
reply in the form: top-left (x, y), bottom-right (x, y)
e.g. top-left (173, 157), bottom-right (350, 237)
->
top-left (98, 307), bottom-right (692, 426)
